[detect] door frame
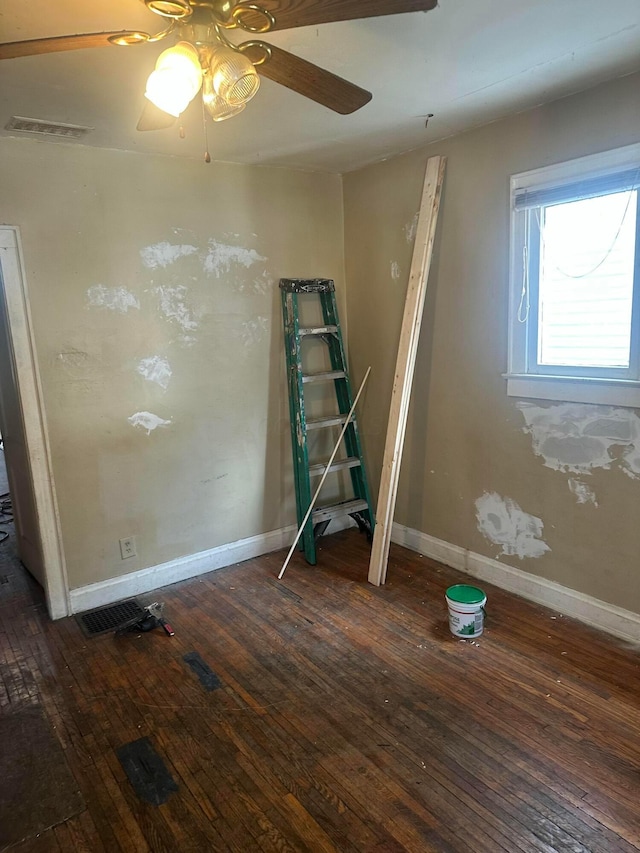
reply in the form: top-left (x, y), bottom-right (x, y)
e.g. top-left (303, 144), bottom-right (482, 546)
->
top-left (0, 226), bottom-right (69, 618)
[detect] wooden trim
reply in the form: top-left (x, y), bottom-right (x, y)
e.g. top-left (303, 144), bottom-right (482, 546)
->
top-left (0, 227), bottom-right (69, 618)
top-left (70, 516), bottom-right (356, 613)
top-left (368, 156), bottom-right (446, 586)
top-left (505, 374), bottom-right (640, 407)
top-left (391, 522), bottom-right (640, 643)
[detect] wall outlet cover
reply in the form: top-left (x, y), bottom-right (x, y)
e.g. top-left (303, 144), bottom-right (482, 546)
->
top-left (119, 537), bottom-right (137, 559)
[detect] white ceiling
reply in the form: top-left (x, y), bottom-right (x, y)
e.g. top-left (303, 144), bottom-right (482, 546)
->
top-left (1, 0), bottom-right (638, 173)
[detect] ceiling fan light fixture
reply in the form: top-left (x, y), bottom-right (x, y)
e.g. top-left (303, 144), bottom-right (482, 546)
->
top-left (209, 46), bottom-right (260, 106)
top-left (144, 0), bottom-right (192, 19)
top-left (202, 74), bottom-right (246, 121)
top-left (144, 41), bottom-right (203, 117)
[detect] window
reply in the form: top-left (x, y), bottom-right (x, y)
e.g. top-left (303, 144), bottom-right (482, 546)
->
top-left (507, 144), bottom-right (640, 406)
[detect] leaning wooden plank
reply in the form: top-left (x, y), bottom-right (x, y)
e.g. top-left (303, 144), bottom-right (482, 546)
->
top-left (368, 156), bottom-right (446, 586)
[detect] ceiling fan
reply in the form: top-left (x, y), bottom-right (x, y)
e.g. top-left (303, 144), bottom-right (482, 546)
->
top-left (0, 1), bottom-right (437, 134)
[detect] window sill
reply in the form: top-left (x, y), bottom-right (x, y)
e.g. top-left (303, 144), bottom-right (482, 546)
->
top-left (504, 374), bottom-right (640, 408)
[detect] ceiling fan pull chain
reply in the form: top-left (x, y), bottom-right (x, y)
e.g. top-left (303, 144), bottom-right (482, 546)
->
top-left (201, 97), bottom-right (211, 163)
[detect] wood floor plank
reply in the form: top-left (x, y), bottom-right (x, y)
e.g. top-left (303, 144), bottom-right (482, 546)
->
top-left (2, 528), bottom-right (640, 851)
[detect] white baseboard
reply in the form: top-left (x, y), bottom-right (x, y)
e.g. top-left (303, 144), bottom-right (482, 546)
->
top-left (69, 516), bottom-right (355, 614)
top-left (391, 523), bottom-right (640, 644)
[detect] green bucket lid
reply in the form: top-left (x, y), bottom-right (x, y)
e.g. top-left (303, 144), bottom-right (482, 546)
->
top-left (445, 584), bottom-right (486, 605)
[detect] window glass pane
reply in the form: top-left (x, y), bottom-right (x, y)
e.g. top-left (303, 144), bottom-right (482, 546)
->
top-left (538, 190), bottom-right (637, 368)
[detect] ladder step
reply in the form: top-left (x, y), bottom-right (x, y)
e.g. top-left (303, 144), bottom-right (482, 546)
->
top-left (308, 457), bottom-right (362, 476)
top-left (313, 499), bottom-right (369, 524)
top-left (281, 278), bottom-right (375, 566)
top-left (302, 370), bottom-right (346, 383)
top-left (306, 414), bottom-right (353, 430)
top-left (299, 325), bottom-right (338, 336)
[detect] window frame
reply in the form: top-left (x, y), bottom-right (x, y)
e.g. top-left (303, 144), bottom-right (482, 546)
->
top-left (506, 142), bottom-right (640, 407)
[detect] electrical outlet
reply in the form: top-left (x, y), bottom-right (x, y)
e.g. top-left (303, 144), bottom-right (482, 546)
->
top-left (119, 536), bottom-right (137, 560)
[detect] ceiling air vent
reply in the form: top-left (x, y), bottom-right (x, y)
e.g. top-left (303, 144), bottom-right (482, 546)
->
top-left (5, 116), bottom-right (93, 139)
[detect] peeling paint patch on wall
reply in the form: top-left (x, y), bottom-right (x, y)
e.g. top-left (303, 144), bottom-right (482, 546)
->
top-left (203, 239), bottom-right (265, 277)
top-left (404, 212), bottom-right (419, 244)
top-left (568, 478), bottom-right (598, 506)
top-left (87, 285), bottom-right (139, 313)
top-left (137, 355), bottom-right (172, 390)
top-left (390, 261), bottom-right (400, 281)
top-left (140, 242), bottom-right (197, 269)
top-left (154, 285), bottom-right (198, 334)
top-left (517, 402), bottom-right (640, 479)
top-left (246, 270), bottom-right (273, 295)
top-left (57, 349), bottom-right (88, 370)
top-left (236, 317), bottom-right (269, 347)
top-left (128, 411), bottom-right (172, 434)
top-left (475, 491), bottom-right (550, 559)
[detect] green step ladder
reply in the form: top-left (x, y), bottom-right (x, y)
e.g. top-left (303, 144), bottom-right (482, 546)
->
top-left (280, 277), bottom-right (375, 565)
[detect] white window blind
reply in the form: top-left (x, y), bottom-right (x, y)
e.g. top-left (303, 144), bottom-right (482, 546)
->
top-left (514, 167), bottom-right (639, 210)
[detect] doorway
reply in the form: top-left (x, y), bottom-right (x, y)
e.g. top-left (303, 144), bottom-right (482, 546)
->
top-left (0, 227), bottom-right (68, 618)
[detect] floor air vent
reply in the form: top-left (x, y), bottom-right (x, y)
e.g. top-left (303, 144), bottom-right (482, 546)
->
top-left (5, 116), bottom-right (93, 139)
top-left (77, 599), bottom-right (146, 637)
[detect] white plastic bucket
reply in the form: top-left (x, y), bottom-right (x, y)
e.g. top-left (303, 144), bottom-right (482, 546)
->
top-left (445, 584), bottom-right (487, 638)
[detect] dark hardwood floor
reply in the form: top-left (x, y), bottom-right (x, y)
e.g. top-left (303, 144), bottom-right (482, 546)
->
top-left (1, 526), bottom-right (639, 852)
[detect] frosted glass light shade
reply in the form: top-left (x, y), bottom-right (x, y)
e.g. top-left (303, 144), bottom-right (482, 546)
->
top-left (145, 41), bottom-right (203, 117)
top-left (202, 74), bottom-right (246, 121)
top-left (209, 46), bottom-right (260, 106)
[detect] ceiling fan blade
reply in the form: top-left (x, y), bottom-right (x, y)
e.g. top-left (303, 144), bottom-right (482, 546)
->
top-left (0, 32), bottom-right (146, 60)
top-left (252, 45), bottom-right (371, 114)
top-left (136, 100), bottom-right (177, 132)
top-left (238, 0), bottom-right (437, 31)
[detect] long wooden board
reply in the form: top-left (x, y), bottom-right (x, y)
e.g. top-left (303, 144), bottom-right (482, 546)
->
top-left (368, 155), bottom-right (446, 586)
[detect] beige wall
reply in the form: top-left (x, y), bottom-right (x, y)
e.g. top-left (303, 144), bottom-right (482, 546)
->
top-left (2, 70), bottom-right (638, 609)
top-left (0, 137), bottom-right (344, 589)
top-left (344, 72), bottom-right (640, 614)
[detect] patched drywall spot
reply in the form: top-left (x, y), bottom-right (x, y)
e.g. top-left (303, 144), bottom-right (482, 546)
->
top-left (140, 242), bottom-right (197, 269)
top-left (568, 478), bottom-right (598, 507)
top-left (236, 317), bottom-right (269, 347)
top-left (475, 492), bottom-right (550, 559)
top-left (87, 285), bottom-right (139, 313)
top-left (517, 402), bottom-right (640, 479)
top-left (203, 239), bottom-right (266, 277)
top-left (128, 411), bottom-right (172, 434)
top-left (154, 285), bottom-right (198, 333)
top-left (137, 356), bottom-right (172, 391)
top-left (246, 270), bottom-right (273, 295)
top-left (179, 335), bottom-right (197, 348)
top-left (57, 349), bottom-right (89, 370)
top-left (390, 261), bottom-right (400, 281)
top-left (233, 269), bottom-right (273, 295)
top-left (404, 212), bottom-right (419, 244)
top-left (622, 448), bottom-right (640, 478)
